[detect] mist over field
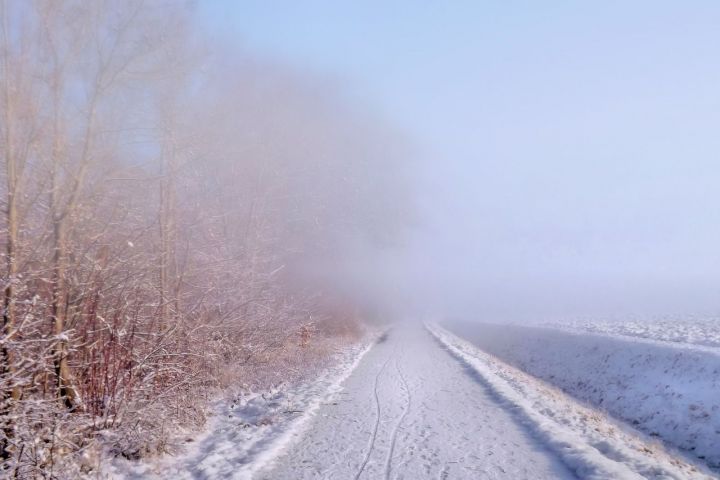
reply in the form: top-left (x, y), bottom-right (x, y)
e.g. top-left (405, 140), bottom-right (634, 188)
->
top-left (195, 1), bottom-right (720, 323)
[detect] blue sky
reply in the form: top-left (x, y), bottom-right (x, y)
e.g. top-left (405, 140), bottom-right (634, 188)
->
top-left (197, 1), bottom-right (720, 320)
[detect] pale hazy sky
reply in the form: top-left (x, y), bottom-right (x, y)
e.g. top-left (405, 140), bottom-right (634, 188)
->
top-left (198, 1), bottom-right (720, 321)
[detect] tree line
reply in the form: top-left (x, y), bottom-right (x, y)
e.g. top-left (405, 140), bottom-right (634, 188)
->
top-left (0, 1), bottom-right (407, 476)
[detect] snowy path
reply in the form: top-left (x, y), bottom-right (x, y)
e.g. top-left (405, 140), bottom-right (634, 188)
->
top-left (258, 325), bottom-right (574, 479)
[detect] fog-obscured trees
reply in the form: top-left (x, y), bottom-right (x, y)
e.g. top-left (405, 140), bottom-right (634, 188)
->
top-left (0, 1), bottom-right (407, 477)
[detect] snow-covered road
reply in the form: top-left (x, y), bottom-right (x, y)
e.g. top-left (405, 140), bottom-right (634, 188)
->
top-left (258, 325), bottom-right (573, 479)
top-left (110, 323), bottom-right (713, 479)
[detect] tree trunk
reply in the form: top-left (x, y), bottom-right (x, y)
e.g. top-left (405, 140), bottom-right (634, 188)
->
top-left (159, 138), bottom-right (177, 332)
top-left (1, 0), bottom-right (20, 460)
top-left (50, 219), bottom-right (80, 410)
top-left (1, 149), bottom-right (20, 401)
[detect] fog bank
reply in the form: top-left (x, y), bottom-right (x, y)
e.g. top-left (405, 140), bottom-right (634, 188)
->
top-left (199, 1), bottom-right (720, 322)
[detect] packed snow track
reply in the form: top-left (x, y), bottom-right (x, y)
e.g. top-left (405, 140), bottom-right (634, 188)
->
top-left (258, 325), bottom-right (573, 479)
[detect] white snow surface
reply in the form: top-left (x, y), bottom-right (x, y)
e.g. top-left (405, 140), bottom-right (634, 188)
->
top-left (259, 323), bottom-right (573, 479)
top-left (430, 323), bottom-right (715, 479)
top-left (544, 317), bottom-right (720, 350)
top-left (443, 320), bottom-right (720, 473)
top-left (105, 337), bottom-right (376, 480)
top-left (107, 323), bottom-right (716, 479)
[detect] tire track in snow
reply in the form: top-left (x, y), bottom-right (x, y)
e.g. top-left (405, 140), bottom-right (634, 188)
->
top-left (354, 353), bottom-right (393, 480)
top-left (438, 465), bottom-right (450, 480)
top-left (261, 325), bottom-right (577, 480)
top-left (384, 358), bottom-right (411, 480)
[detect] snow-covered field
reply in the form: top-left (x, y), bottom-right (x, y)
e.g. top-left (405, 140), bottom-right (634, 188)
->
top-left (543, 317), bottom-right (720, 350)
top-left (444, 320), bottom-right (720, 472)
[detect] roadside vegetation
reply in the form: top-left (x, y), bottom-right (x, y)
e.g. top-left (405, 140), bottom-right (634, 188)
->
top-left (0, 1), bottom-right (406, 477)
